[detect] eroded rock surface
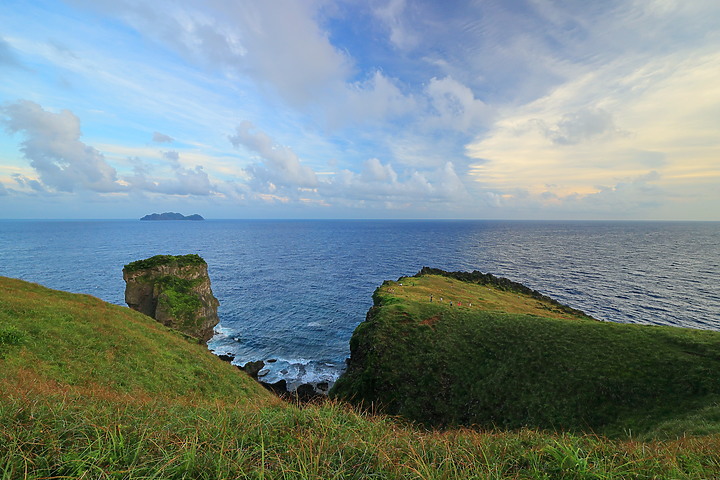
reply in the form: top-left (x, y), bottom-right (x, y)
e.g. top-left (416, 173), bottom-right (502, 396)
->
top-left (123, 254), bottom-right (219, 343)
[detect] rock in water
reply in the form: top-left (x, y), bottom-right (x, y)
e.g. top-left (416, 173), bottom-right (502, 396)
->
top-left (122, 254), bottom-right (219, 343)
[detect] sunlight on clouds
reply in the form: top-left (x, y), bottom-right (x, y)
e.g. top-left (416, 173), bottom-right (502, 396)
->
top-left (467, 50), bottom-right (720, 212)
top-left (95, 143), bottom-right (248, 181)
top-left (256, 193), bottom-right (290, 204)
top-left (2, 0), bottom-right (719, 218)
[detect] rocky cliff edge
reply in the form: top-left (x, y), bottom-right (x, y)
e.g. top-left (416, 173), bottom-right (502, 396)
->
top-left (122, 254), bottom-right (219, 343)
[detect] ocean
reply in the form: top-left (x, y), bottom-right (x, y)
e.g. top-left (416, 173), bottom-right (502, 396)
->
top-left (1, 219), bottom-right (718, 390)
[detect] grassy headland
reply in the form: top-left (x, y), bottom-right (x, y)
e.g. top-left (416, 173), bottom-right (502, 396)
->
top-left (332, 269), bottom-right (720, 438)
top-left (2, 275), bottom-right (720, 478)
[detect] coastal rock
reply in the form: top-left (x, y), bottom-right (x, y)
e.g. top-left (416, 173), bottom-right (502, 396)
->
top-left (122, 254), bottom-right (219, 343)
top-left (264, 379), bottom-right (288, 396)
top-left (242, 360), bottom-right (265, 378)
top-left (217, 353), bottom-right (235, 363)
top-left (295, 383), bottom-right (319, 401)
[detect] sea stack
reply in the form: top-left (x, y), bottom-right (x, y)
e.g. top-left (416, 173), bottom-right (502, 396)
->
top-left (122, 254), bottom-right (219, 343)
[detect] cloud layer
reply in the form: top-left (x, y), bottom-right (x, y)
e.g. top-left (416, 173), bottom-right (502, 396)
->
top-left (0, 0), bottom-right (718, 218)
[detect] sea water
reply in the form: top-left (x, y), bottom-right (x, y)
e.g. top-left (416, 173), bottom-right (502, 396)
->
top-left (1, 220), bottom-right (718, 390)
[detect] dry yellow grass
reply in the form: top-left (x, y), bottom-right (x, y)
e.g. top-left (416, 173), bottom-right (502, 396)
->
top-left (383, 274), bottom-right (585, 321)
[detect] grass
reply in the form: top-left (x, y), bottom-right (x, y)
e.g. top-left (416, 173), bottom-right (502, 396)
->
top-left (332, 270), bottom-right (720, 438)
top-left (0, 276), bottom-right (267, 401)
top-left (5, 389), bottom-right (720, 479)
top-left (2, 274), bottom-right (720, 478)
top-left (155, 275), bottom-right (206, 325)
top-left (123, 254), bottom-right (206, 273)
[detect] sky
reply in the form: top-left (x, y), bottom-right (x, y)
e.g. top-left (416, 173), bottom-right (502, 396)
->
top-left (1, 0), bottom-right (718, 220)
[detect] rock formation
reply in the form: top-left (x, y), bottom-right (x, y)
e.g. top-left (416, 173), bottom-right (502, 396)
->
top-left (122, 254), bottom-right (219, 343)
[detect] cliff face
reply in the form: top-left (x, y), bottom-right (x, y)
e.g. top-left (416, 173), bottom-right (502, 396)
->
top-left (123, 254), bottom-right (219, 343)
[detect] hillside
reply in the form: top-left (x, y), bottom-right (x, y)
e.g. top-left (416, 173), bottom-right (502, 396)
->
top-left (332, 268), bottom-right (720, 437)
top-left (0, 276), bottom-right (268, 403)
top-left (3, 275), bottom-right (720, 478)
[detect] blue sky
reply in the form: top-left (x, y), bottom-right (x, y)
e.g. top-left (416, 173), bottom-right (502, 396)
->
top-left (1, 0), bottom-right (718, 219)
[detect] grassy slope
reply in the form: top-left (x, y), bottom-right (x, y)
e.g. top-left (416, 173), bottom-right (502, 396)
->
top-left (3, 275), bottom-right (720, 479)
top-left (0, 276), bottom-right (269, 403)
top-left (332, 272), bottom-right (720, 438)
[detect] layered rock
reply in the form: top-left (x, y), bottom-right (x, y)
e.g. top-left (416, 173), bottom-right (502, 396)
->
top-left (123, 254), bottom-right (219, 343)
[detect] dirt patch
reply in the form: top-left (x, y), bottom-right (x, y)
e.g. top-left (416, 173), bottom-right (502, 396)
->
top-left (420, 315), bottom-right (441, 326)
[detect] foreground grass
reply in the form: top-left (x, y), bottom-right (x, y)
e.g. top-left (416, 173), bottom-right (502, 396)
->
top-left (2, 275), bottom-right (720, 478)
top-left (4, 389), bottom-right (720, 479)
top-left (332, 270), bottom-right (720, 437)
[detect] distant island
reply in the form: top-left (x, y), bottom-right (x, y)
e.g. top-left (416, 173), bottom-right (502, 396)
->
top-left (140, 212), bottom-right (204, 221)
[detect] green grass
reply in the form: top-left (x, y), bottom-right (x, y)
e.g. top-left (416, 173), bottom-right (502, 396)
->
top-left (3, 274), bottom-right (720, 478)
top-left (155, 275), bottom-right (205, 325)
top-left (332, 271), bottom-right (720, 438)
top-left (123, 254), bottom-right (206, 273)
top-left (5, 389), bottom-right (720, 479)
top-left (0, 276), bottom-right (268, 401)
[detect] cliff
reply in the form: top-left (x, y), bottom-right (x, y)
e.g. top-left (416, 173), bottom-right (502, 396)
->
top-left (331, 268), bottom-right (720, 435)
top-left (122, 254), bottom-right (219, 343)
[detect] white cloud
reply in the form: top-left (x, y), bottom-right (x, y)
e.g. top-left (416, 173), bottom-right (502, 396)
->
top-left (229, 121), bottom-right (318, 189)
top-left (325, 159), bottom-right (468, 207)
top-left (424, 76), bottom-right (493, 132)
top-left (537, 107), bottom-right (623, 146)
top-left (4, 0), bottom-right (719, 218)
top-left (76, 0), bottom-right (352, 106)
top-left (123, 156), bottom-right (216, 197)
top-left (163, 150), bottom-right (180, 163)
top-left (372, 0), bottom-right (419, 50)
top-left (1, 100), bottom-right (122, 193)
top-left (361, 157), bottom-right (397, 183)
top-left (1, 100), bottom-right (221, 197)
top-left (327, 70), bottom-right (417, 128)
top-left (466, 49), bottom-right (720, 217)
top-left (152, 131), bottom-right (174, 143)
top-left (12, 174), bottom-right (46, 193)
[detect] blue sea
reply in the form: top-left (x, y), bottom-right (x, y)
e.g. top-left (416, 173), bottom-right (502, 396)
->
top-left (1, 220), bottom-right (718, 390)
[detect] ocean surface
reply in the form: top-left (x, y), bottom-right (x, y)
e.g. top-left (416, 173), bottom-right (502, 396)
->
top-left (1, 220), bottom-right (718, 390)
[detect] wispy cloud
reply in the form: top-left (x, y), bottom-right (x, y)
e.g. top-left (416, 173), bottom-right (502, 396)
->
top-left (466, 49), bottom-right (720, 217)
top-left (0, 0), bottom-right (718, 218)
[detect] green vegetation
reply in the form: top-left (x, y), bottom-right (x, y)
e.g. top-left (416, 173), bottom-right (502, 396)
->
top-left (2, 275), bottom-right (720, 478)
top-left (155, 275), bottom-right (205, 326)
top-left (0, 276), bottom-right (266, 401)
top-left (332, 270), bottom-right (720, 438)
top-left (123, 254), bottom-right (206, 273)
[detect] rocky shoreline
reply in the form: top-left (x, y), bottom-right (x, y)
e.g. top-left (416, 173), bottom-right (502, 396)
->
top-left (214, 351), bottom-right (335, 401)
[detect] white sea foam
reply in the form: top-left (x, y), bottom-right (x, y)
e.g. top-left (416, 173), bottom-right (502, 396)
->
top-left (213, 325), bottom-right (234, 336)
top-left (254, 357), bottom-right (345, 393)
